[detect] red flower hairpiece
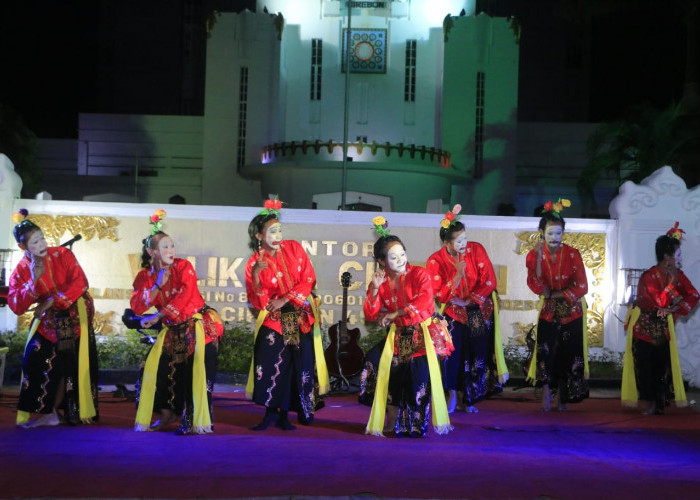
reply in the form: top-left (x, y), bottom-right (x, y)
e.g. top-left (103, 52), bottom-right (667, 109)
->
top-left (149, 209), bottom-right (167, 235)
top-left (541, 198), bottom-right (571, 219)
top-left (440, 204), bottom-right (462, 229)
top-left (667, 221), bottom-right (685, 241)
top-left (259, 196), bottom-right (283, 217)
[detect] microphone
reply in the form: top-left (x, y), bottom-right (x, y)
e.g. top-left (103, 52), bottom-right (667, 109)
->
top-left (60, 234), bottom-right (83, 248)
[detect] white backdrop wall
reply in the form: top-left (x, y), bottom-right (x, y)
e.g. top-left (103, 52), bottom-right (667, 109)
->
top-left (5, 163), bottom-right (700, 385)
top-left (1, 196), bottom-right (617, 363)
top-left (610, 166), bottom-right (700, 387)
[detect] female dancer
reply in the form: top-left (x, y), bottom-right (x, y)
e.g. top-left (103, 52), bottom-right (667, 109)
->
top-left (621, 223), bottom-right (699, 414)
top-left (9, 209), bottom-right (98, 427)
top-left (363, 216), bottom-right (453, 437)
top-left (426, 205), bottom-right (508, 413)
top-left (131, 209), bottom-right (222, 434)
top-left (244, 198), bottom-right (328, 430)
top-left (525, 199), bottom-right (589, 411)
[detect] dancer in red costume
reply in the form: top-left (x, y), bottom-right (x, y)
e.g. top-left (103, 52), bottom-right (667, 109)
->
top-left (9, 208), bottom-right (98, 428)
top-left (525, 199), bottom-right (589, 411)
top-left (132, 209), bottom-right (223, 434)
top-left (621, 222), bottom-right (699, 414)
top-left (244, 198), bottom-right (327, 431)
top-left (363, 216), bottom-right (453, 437)
top-left (426, 204), bottom-right (507, 414)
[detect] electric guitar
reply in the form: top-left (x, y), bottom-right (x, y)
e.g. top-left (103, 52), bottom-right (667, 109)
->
top-left (324, 271), bottom-right (364, 378)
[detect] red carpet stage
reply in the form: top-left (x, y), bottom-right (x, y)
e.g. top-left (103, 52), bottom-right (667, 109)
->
top-left (1, 386), bottom-right (699, 500)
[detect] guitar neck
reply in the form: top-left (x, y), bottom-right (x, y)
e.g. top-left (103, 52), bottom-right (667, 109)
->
top-left (340, 285), bottom-right (348, 330)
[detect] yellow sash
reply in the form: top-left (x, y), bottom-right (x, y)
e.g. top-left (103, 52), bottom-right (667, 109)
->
top-left (309, 296), bottom-right (330, 395)
top-left (16, 318), bottom-right (40, 425)
top-left (134, 325), bottom-right (168, 430)
top-left (668, 315), bottom-right (687, 407)
top-left (620, 306), bottom-right (640, 407)
top-left (191, 316), bottom-right (213, 433)
top-left (621, 307), bottom-right (687, 408)
top-left (526, 296), bottom-right (545, 384)
top-left (134, 314), bottom-right (212, 432)
top-left (365, 318), bottom-right (452, 436)
top-left (76, 297), bottom-right (97, 422)
top-left (491, 291), bottom-right (509, 383)
top-left (365, 324), bottom-right (397, 436)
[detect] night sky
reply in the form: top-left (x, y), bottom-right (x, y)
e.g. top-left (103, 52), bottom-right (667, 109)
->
top-left (0, 0), bottom-right (692, 138)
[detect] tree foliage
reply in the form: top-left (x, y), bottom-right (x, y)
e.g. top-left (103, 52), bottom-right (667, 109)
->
top-left (578, 102), bottom-right (700, 200)
top-left (0, 103), bottom-right (41, 197)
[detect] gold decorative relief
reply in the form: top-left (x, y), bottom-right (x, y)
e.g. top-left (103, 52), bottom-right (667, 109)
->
top-left (26, 215), bottom-right (119, 246)
top-left (18, 310), bottom-right (117, 335)
top-left (512, 322), bottom-right (537, 345)
top-left (94, 311), bottom-right (117, 335)
top-left (498, 299), bottom-right (540, 311)
top-left (516, 231), bottom-right (605, 347)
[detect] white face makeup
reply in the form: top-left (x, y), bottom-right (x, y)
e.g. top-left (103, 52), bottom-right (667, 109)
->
top-left (543, 223), bottom-right (563, 253)
top-left (153, 236), bottom-right (176, 267)
top-left (25, 230), bottom-right (48, 258)
top-left (447, 230), bottom-right (468, 255)
top-left (673, 247), bottom-right (682, 269)
top-left (264, 222), bottom-right (283, 250)
top-left (385, 242), bottom-right (407, 274)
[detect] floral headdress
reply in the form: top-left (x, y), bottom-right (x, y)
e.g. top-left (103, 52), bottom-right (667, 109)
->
top-left (12, 208), bottom-right (40, 243)
top-left (149, 209), bottom-right (167, 235)
top-left (372, 215), bottom-right (390, 237)
top-left (12, 208), bottom-right (29, 225)
top-left (258, 196), bottom-right (283, 218)
top-left (666, 221), bottom-right (685, 241)
top-left (440, 204), bottom-right (462, 229)
top-left (541, 198), bottom-right (571, 219)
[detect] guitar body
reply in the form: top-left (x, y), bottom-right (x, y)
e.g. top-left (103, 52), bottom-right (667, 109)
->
top-left (323, 271), bottom-right (365, 378)
top-left (325, 322), bottom-right (364, 377)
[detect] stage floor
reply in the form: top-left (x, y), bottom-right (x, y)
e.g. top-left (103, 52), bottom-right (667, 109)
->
top-left (1, 384), bottom-right (699, 500)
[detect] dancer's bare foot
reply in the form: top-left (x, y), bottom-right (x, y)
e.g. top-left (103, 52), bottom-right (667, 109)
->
top-left (150, 409), bottom-right (177, 430)
top-left (641, 402), bottom-right (656, 415)
top-left (455, 391), bottom-right (466, 411)
top-left (22, 409), bottom-right (60, 428)
top-left (466, 405), bottom-right (479, 413)
top-left (446, 390), bottom-right (456, 414)
top-left (384, 405), bottom-right (398, 432)
top-left (541, 385), bottom-right (551, 412)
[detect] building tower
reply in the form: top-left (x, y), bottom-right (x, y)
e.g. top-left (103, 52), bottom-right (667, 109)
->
top-left (203, 0), bottom-right (518, 213)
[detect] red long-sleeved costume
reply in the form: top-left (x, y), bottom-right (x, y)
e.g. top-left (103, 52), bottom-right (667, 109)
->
top-left (426, 243), bottom-right (497, 322)
top-left (9, 247), bottom-right (90, 342)
top-left (131, 258), bottom-right (220, 343)
top-left (244, 240), bottom-right (316, 334)
top-left (633, 265), bottom-right (699, 343)
top-left (364, 264), bottom-right (435, 326)
top-left (526, 244), bottom-right (588, 324)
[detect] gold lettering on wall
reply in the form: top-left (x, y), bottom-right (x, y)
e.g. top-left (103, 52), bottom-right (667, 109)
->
top-left (207, 257), bottom-right (217, 286)
top-left (338, 261), bottom-right (364, 291)
top-left (218, 257), bottom-right (244, 287)
top-left (342, 241), bottom-right (358, 256)
top-left (301, 240), bottom-right (318, 255)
